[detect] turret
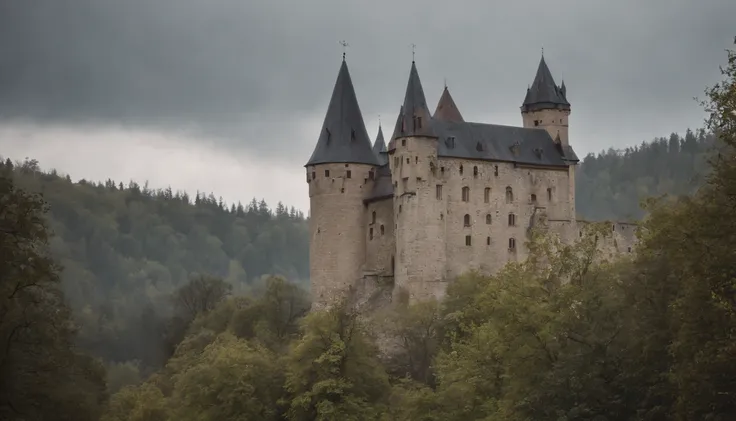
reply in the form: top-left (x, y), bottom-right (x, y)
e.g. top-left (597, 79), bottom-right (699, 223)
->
top-left (305, 57), bottom-right (379, 309)
top-left (372, 124), bottom-right (388, 166)
top-left (521, 55), bottom-right (571, 146)
top-left (389, 61), bottom-right (447, 302)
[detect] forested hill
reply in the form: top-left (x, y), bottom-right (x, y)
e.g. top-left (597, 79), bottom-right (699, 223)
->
top-left (1, 157), bottom-right (309, 372)
top-left (575, 128), bottom-right (715, 221)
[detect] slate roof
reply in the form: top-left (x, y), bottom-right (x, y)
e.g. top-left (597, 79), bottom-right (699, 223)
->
top-left (391, 61), bottom-right (437, 140)
top-left (364, 164), bottom-right (393, 203)
top-left (434, 120), bottom-right (578, 166)
top-left (521, 56), bottom-right (570, 113)
top-left (372, 125), bottom-right (388, 165)
top-left (434, 86), bottom-right (464, 123)
top-left (306, 59), bottom-right (380, 167)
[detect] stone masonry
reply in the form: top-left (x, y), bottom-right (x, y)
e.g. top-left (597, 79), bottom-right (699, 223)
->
top-left (305, 55), bottom-right (637, 310)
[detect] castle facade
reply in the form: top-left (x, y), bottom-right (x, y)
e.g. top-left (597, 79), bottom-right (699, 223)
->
top-left (305, 55), bottom-right (636, 309)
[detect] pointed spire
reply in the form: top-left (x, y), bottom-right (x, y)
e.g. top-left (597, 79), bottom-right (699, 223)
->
top-left (391, 61), bottom-right (437, 140)
top-left (306, 60), bottom-right (379, 167)
top-left (521, 55), bottom-right (570, 113)
top-left (372, 124), bottom-right (388, 165)
top-left (434, 86), bottom-right (464, 123)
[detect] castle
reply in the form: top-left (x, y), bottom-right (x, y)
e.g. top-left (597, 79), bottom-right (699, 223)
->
top-left (305, 55), bottom-right (636, 309)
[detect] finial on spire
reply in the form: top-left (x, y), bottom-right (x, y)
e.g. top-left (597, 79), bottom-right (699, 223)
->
top-left (339, 40), bottom-right (349, 61)
top-left (444, 77), bottom-right (447, 89)
top-left (410, 43), bottom-right (416, 62)
top-left (541, 46), bottom-right (544, 57)
top-left (378, 114), bottom-right (381, 127)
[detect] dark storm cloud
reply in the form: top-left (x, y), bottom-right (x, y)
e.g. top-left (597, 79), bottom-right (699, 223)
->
top-left (0, 0), bottom-right (734, 161)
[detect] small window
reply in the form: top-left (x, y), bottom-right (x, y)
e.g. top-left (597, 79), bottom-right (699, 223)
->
top-left (399, 205), bottom-right (402, 213)
top-left (505, 186), bottom-right (513, 203)
top-left (346, 170), bottom-right (352, 179)
top-left (369, 228), bottom-right (373, 240)
top-left (484, 187), bottom-right (491, 203)
top-left (486, 236), bottom-right (491, 245)
top-left (415, 156), bottom-right (418, 164)
top-left (494, 165), bottom-right (499, 176)
top-left (312, 171), bottom-right (316, 180)
top-left (406, 157), bottom-right (410, 164)
top-left (485, 214), bottom-right (492, 224)
top-left (627, 247), bottom-right (632, 253)
top-left (462, 186), bottom-right (470, 202)
top-left (509, 238), bottom-right (516, 250)
top-left (441, 166), bottom-right (445, 174)
top-left (465, 235), bottom-right (472, 246)
top-left (436, 184), bottom-right (443, 200)
top-left (368, 171), bottom-right (374, 180)
top-left (380, 225), bottom-right (385, 235)
top-left (464, 214), bottom-right (471, 227)
top-left (612, 224), bottom-right (616, 231)
top-left (459, 165), bottom-right (464, 175)
top-left (508, 213), bottom-right (516, 226)
top-left (440, 213), bottom-right (444, 220)
top-left (473, 166), bottom-right (478, 177)
top-left (372, 211), bottom-right (376, 224)
top-left (402, 139), bottom-right (406, 147)
top-left (417, 116), bottom-right (423, 128)
top-left (547, 188), bottom-right (552, 201)
top-left (325, 169), bottom-right (330, 177)
top-left (340, 188), bottom-right (344, 193)
top-left (531, 194), bottom-right (537, 203)
top-left (534, 120), bottom-right (540, 126)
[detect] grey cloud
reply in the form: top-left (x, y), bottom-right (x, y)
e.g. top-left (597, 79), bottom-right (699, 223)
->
top-left (0, 0), bottom-right (734, 162)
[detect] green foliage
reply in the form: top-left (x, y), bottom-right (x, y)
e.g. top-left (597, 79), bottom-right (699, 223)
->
top-left (0, 160), bottom-right (308, 373)
top-left (0, 168), bottom-right (107, 420)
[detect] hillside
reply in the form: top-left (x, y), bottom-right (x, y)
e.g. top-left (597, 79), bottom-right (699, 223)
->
top-left (2, 157), bottom-right (309, 371)
top-left (0, 129), bottom-right (715, 371)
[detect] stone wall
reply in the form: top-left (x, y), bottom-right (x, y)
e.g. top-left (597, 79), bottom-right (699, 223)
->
top-left (365, 198), bottom-right (395, 275)
top-left (306, 162), bottom-right (376, 310)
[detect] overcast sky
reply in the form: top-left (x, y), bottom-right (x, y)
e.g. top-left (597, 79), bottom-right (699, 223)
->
top-left (1, 0), bottom-right (734, 212)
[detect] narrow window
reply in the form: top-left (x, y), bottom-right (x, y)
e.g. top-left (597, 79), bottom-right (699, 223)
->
top-left (380, 225), bottom-right (385, 235)
top-left (417, 116), bottom-right (423, 128)
top-left (465, 235), bottom-right (472, 246)
top-left (486, 236), bottom-right (491, 245)
top-left (485, 214), bottom-right (492, 224)
top-left (484, 187), bottom-right (491, 203)
top-left (464, 214), bottom-right (471, 227)
top-left (509, 238), bottom-right (516, 250)
top-left (372, 211), bottom-right (376, 224)
top-left (436, 184), bottom-right (443, 200)
top-left (494, 165), bottom-right (499, 176)
top-left (441, 166), bottom-right (445, 174)
top-left (462, 186), bottom-right (470, 202)
top-left (459, 165), bottom-right (464, 175)
top-left (612, 224), bottom-right (616, 231)
top-left (531, 193), bottom-right (537, 204)
top-left (402, 139), bottom-right (406, 147)
top-left (399, 205), bottom-right (402, 213)
top-left (325, 169), bottom-right (330, 177)
top-left (508, 213), bottom-right (516, 226)
top-left (547, 187), bottom-right (553, 201)
top-left (627, 247), bottom-right (632, 253)
top-left (406, 157), bottom-right (410, 164)
top-left (346, 170), bottom-right (352, 179)
top-left (473, 166), bottom-right (479, 177)
top-left (369, 227), bottom-right (373, 240)
top-left (391, 256), bottom-right (395, 273)
top-left (312, 171), bottom-right (316, 180)
top-left (505, 186), bottom-right (513, 203)
top-left (415, 156), bottom-right (418, 164)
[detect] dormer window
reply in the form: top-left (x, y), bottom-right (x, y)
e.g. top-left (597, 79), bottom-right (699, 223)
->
top-left (476, 142), bottom-right (483, 152)
top-left (445, 136), bottom-right (455, 148)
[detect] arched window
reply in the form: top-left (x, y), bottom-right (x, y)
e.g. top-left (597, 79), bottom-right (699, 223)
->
top-left (547, 187), bottom-right (553, 201)
top-left (464, 214), bottom-right (471, 227)
top-left (459, 165), bottom-right (464, 175)
top-left (509, 238), bottom-right (516, 250)
top-left (508, 213), bottom-right (516, 226)
top-left (505, 186), bottom-right (513, 203)
top-left (485, 214), bottom-right (492, 224)
top-left (531, 193), bottom-right (537, 204)
top-left (371, 211), bottom-right (376, 224)
top-left (462, 186), bottom-right (470, 202)
top-left (484, 187), bottom-right (491, 203)
top-left (473, 166), bottom-right (479, 176)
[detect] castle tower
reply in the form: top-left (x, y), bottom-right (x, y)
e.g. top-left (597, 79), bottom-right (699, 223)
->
top-left (388, 61), bottom-right (447, 302)
top-left (372, 124), bottom-right (388, 166)
top-left (521, 54), bottom-right (577, 223)
top-left (521, 55), bottom-right (571, 146)
top-left (305, 57), bottom-right (380, 309)
top-left (433, 85), bottom-right (464, 122)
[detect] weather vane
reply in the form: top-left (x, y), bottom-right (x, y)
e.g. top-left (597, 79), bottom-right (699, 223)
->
top-left (378, 114), bottom-right (381, 126)
top-left (541, 46), bottom-right (544, 57)
top-left (339, 40), bottom-right (349, 60)
top-left (410, 43), bottom-right (416, 61)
